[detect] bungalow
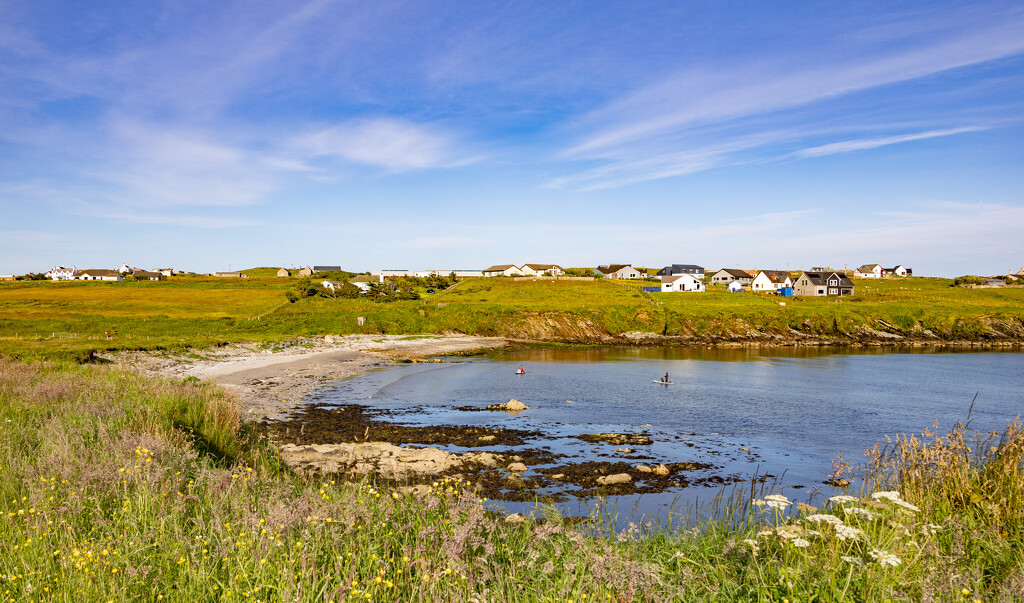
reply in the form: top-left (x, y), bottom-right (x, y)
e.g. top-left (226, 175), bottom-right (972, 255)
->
top-left (793, 271), bottom-right (854, 296)
top-left (595, 264), bottom-right (643, 279)
top-left (314, 265), bottom-right (342, 273)
top-left (321, 280), bottom-right (340, 291)
top-left (657, 264), bottom-right (705, 278)
top-left (349, 275), bottom-right (373, 292)
top-left (661, 274), bottom-right (705, 292)
top-left (751, 270), bottom-right (792, 292)
top-left (132, 270), bottom-right (162, 281)
top-left (711, 268), bottom-right (752, 285)
top-left (277, 268), bottom-right (290, 277)
top-left (522, 264), bottom-right (564, 276)
top-left (76, 269), bottom-right (124, 282)
top-left (853, 264), bottom-right (883, 279)
top-left (0, 274), bottom-right (16, 281)
top-left (482, 264), bottom-right (525, 277)
top-left (47, 266), bottom-right (77, 280)
top-left (882, 265), bottom-right (913, 277)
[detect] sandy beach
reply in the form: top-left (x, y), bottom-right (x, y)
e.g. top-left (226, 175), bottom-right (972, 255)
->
top-left (105, 335), bottom-right (508, 421)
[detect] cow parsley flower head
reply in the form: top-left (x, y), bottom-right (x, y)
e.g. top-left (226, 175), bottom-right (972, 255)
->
top-left (841, 555), bottom-right (864, 567)
top-left (870, 490), bottom-right (901, 502)
top-left (842, 506), bottom-right (878, 521)
top-left (805, 514), bottom-right (843, 526)
top-left (829, 495), bottom-right (858, 505)
top-left (834, 524), bottom-right (865, 541)
top-left (868, 548), bottom-right (901, 567)
top-left (790, 538), bottom-right (810, 548)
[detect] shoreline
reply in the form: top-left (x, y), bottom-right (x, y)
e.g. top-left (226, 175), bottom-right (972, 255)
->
top-left (103, 334), bottom-right (509, 421)
top-left (106, 335), bottom-right (1022, 422)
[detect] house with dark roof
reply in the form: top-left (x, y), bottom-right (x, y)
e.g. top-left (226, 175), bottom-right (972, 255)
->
top-left (313, 265), bottom-right (342, 273)
top-left (793, 271), bottom-right (854, 296)
top-left (657, 264), bottom-right (705, 278)
top-left (595, 264), bottom-right (643, 279)
top-left (710, 268), bottom-right (752, 285)
top-left (751, 270), bottom-right (792, 292)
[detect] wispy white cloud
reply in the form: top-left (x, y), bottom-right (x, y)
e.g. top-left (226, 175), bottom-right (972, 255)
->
top-left (92, 120), bottom-right (275, 207)
top-left (794, 127), bottom-right (986, 158)
top-left (79, 209), bottom-right (262, 229)
top-left (554, 8), bottom-right (1024, 189)
top-left (293, 118), bottom-right (475, 171)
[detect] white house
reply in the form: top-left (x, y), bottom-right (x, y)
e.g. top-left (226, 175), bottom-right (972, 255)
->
top-left (482, 264), bottom-right (525, 277)
top-left (751, 270), bottom-right (793, 292)
top-left (661, 274), bottom-right (705, 292)
top-left (521, 264), bottom-right (564, 276)
top-left (321, 280), bottom-right (340, 291)
top-left (711, 269), bottom-right (752, 285)
top-left (349, 275), bottom-right (373, 292)
top-left (726, 280), bottom-right (745, 292)
top-left (76, 269), bottom-right (124, 281)
top-left (47, 266), bottom-right (77, 280)
top-left (882, 265), bottom-right (912, 277)
top-left (595, 264), bottom-right (644, 279)
top-left (853, 264), bottom-right (882, 278)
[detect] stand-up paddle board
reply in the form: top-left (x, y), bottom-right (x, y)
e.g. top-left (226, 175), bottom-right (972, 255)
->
top-left (653, 380), bottom-right (673, 384)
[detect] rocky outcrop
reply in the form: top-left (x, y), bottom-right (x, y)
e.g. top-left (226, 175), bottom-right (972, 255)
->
top-left (486, 399), bottom-right (530, 412)
top-left (279, 442), bottom-right (502, 480)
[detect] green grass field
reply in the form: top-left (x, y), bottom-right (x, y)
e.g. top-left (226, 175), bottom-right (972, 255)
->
top-left (1, 276), bottom-right (1022, 360)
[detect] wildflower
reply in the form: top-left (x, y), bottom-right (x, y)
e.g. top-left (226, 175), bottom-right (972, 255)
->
top-left (805, 514), bottom-right (843, 526)
top-left (960, 589), bottom-right (971, 595)
top-left (842, 507), bottom-right (878, 521)
top-left (841, 555), bottom-right (864, 567)
top-left (834, 524), bottom-right (865, 541)
top-left (829, 495), bottom-right (858, 504)
top-left (791, 538), bottom-right (810, 548)
top-left (870, 490), bottom-right (901, 502)
top-left (867, 548), bottom-right (901, 567)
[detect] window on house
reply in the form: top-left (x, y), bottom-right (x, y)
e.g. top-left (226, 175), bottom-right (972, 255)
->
top-left (829, 288), bottom-right (837, 294)
top-left (829, 279), bottom-right (837, 286)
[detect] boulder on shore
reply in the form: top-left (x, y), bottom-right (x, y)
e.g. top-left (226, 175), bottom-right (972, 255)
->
top-left (486, 399), bottom-right (530, 412)
top-left (597, 473), bottom-right (632, 486)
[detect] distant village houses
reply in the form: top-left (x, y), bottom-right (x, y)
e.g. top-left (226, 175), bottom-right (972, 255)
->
top-left (76, 269), bottom-right (124, 282)
top-left (277, 268), bottom-right (290, 277)
top-left (46, 266), bottom-right (77, 280)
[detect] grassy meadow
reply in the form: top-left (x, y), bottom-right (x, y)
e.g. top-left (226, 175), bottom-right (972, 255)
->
top-left (1, 275), bottom-right (1022, 361)
top-left (2, 359), bottom-right (1022, 601)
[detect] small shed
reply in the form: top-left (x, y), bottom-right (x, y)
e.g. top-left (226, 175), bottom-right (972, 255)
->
top-left (277, 268), bottom-right (290, 277)
top-left (726, 281), bottom-right (745, 292)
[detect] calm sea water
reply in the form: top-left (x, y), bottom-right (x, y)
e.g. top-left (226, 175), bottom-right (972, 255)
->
top-left (310, 347), bottom-right (1023, 522)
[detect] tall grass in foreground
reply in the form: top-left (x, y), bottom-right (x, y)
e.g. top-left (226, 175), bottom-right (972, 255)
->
top-left (2, 359), bottom-right (1022, 601)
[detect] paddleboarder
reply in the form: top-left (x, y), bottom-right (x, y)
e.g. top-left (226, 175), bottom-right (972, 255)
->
top-left (661, 372), bottom-right (669, 383)
top-left (516, 365), bottom-right (526, 375)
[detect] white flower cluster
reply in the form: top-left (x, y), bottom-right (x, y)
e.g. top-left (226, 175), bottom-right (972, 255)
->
top-left (841, 555), bottom-right (864, 567)
top-left (871, 490), bottom-right (920, 512)
top-left (790, 538), bottom-right (810, 548)
top-left (842, 506), bottom-right (878, 521)
top-left (828, 494), bottom-right (858, 504)
top-left (805, 514), bottom-right (843, 526)
top-left (834, 524), bottom-right (865, 542)
top-left (867, 548), bottom-right (901, 567)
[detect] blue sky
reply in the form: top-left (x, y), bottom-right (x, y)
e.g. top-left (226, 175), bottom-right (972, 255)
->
top-left (1, 0), bottom-right (1022, 277)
